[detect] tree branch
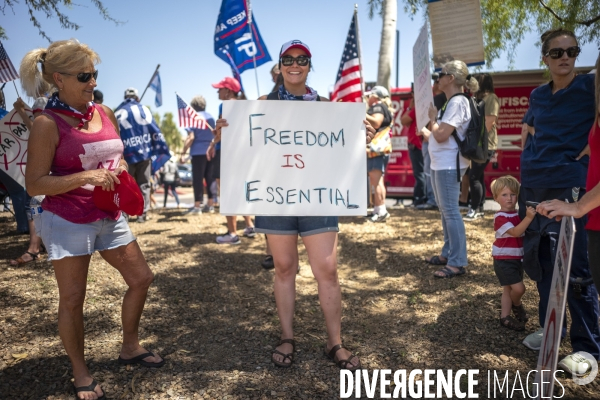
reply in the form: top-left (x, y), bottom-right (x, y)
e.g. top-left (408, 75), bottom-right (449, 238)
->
top-left (538, 0), bottom-right (600, 27)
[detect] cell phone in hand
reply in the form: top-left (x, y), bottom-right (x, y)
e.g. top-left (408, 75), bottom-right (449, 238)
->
top-left (525, 201), bottom-right (540, 208)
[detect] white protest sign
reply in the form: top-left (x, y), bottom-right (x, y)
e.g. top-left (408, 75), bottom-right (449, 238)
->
top-left (0, 108), bottom-right (33, 188)
top-left (428, 0), bottom-right (485, 69)
top-left (412, 23), bottom-right (434, 132)
top-left (534, 216), bottom-right (576, 399)
top-left (220, 100), bottom-right (367, 216)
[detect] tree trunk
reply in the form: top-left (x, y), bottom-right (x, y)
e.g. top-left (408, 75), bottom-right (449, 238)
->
top-left (377, 0), bottom-right (397, 89)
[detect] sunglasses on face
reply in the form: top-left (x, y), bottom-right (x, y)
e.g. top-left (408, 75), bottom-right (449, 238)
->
top-left (545, 46), bottom-right (581, 59)
top-left (437, 72), bottom-right (452, 79)
top-left (60, 70), bottom-right (99, 83)
top-left (280, 55), bottom-right (310, 67)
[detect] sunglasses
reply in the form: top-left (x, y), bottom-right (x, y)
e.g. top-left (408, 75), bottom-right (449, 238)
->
top-left (280, 55), bottom-right (310, 67)
top-left (545, 46), bottom-right (581, 59)
top-left (59, 70), bottom-right (99, 83)
top-left (437, 72), bottom-right (452, 79)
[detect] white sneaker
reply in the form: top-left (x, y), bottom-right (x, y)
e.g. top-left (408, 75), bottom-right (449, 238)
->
top-left (558, 352), bottom-right (594, 375)
top-left (522, 327), bottom-right (544, 351)
top-left (186, 207), bottom-right (201, 215)
top-left (463, 208), bottom-right (484, 221)
top-left (369, 212), bottom-right (390, 223)
top-left (216, 233), bottom-right (240, 245)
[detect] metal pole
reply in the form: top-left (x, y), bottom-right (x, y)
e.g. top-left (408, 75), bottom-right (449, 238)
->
top-left (139, 64), bottom-right (160, 102)
top-left (12, 80), bottom-right (20, 97)
top-left (354, 4), bottom-right (364, 96)
top-left (246, 0), bottom-right (260, 97)
top-left (395, 29), bottom-right (400, 88)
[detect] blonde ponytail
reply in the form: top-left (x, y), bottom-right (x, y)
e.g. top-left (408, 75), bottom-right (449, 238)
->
top-left (19, 48), bottom-right (52, 98)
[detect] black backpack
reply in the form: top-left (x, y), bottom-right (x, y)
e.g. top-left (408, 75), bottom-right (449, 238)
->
top-left (440, 93), bottom-right (488, 181)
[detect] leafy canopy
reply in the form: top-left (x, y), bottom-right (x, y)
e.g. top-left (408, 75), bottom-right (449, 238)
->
top-left (1, 0), bottom-right (121, 41)
top-left (368, 0), bottom-right (600, 66)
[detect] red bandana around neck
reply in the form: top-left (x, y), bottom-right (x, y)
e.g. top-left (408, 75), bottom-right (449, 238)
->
top-left (45, 93), bottom-right (95, 128)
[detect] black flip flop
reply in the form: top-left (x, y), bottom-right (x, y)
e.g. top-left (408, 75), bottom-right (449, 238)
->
top-left (73, 379), bottom-right (106, 400)
top-left (118, 351), bottom-right (165, 368)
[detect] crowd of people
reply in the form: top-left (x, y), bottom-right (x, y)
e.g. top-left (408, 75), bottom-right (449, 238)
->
top-left (1, 27), bottom-right (599, 399)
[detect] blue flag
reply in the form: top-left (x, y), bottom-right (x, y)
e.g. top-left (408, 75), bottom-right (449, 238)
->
top-left (214, 0), bottom-right (271, 74)
top-left (114, 99), bottom-right (170, 173)
top-left (150, 71), bottom-right (162, 107)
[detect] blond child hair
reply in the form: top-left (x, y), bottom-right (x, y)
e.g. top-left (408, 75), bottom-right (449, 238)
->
top-left (491, 176), bottom-right (520, 200)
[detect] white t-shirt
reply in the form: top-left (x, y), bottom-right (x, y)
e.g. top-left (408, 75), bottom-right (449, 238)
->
top-left (429, 95), bottom-right (471, 171)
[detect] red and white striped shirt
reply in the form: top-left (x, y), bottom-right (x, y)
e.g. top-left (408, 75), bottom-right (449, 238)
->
top-left (492, 211), bottom-right (523, 259)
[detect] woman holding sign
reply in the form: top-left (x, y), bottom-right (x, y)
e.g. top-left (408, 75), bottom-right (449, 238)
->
top-left (22, 40), bottom-right (163, 400)
top-left (425, 60), bottom-right (478, 278)
top-left (214, 40), bottom-right (374, 371)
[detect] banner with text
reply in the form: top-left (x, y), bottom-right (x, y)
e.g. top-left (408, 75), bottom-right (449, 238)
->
top-left (412, 23), bottom-right (434, 132)
top-left (428, 0), bottom-right (485, 70)
top-left (0, 108), bottom-right (32, 188)
top-left (220, 101), bottom-right (367, 216)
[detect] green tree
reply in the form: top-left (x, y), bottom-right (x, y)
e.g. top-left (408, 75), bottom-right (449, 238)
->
top-left (1, 0), bottom-right (121, 41)
top-left (153, 111), bottom-right (183, 154)
top-left (369, 0), bottom-right (600, 67)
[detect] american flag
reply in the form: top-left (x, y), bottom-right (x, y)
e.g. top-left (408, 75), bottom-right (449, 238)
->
top-left (0, 41), bottom-right (19, 83)
top-left (176, 94), bottom-right (211, 129)
top-left (331, 11), bottom-right (363, 102)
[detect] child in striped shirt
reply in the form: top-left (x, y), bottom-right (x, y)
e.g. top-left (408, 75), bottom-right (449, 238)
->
top-left (491, 176), bottom-right (537, 331)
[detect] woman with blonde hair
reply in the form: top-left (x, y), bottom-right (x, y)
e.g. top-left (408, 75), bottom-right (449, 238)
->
top-left (23, 40), bottom-right (163, 400)
top-left (425, 60), bottom-right (478, 278)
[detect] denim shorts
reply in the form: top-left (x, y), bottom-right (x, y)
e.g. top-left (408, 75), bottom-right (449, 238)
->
top-left (37, 211), bottom-right (136, 261)
top-left (255, 216), bottom-right (339, 236)
top-left (367, 154), bottom-right (390, 173)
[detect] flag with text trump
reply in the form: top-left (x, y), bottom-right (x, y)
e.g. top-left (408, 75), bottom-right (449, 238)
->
top-left (0, 41), bottom-right (19, 83)
top-left (331, 11), bottom-right (363, 103)
top-left (176, 94), bottom-right (211, 130)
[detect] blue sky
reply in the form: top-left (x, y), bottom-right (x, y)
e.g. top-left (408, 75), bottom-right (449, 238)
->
top-left (2, 0), bottom-right (598, 131)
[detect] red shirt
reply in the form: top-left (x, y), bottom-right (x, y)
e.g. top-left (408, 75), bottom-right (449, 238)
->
top-left (406, 108), bottom-right (422, 150)
top-left (587, 122), bottom-right (600, 231)
top-left (41, 106), bottom-right (123, 224)
top-left (493, 211), bottom-right (523, 259)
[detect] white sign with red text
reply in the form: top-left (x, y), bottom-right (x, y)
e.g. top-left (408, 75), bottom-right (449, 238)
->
top-left (0, 108), bottom-right (33, 188)
top-left (534, 216), bottom-right (576, 399)
top-left (220, 100), bottom-right (367, 216)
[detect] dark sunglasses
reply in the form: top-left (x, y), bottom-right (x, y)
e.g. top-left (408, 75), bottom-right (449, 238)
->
top-left (280, 55), bottom-right (310, 67)
top-left (545, 46), bottom-right (581, 59)
top-left (59, 70), bottom-right (99, 83)
top-left (438, 72), bottom-right (452, 79)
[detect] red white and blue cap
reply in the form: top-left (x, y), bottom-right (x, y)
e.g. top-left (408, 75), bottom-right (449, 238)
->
top-left (279, 40), bottom-right (312, 58)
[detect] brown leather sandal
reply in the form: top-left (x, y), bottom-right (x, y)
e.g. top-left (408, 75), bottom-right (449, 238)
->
top-left (500, 315), bottom-right (525, 331)
top-left (324, 344), bottom-right (362, 371)
top-left (271, 339), bottom-right (295, 368)
top-left (9, 251), bottom-right (39, 266)
top-left (512, 304), bottom-right (529, 322)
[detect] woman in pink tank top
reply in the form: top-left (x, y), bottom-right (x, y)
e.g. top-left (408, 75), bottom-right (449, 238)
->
top-left (22, 40), bottom-right (164, 400)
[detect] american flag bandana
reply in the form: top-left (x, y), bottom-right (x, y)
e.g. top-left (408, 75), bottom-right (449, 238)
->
top-left (45, 93), bottom-right (95, 129)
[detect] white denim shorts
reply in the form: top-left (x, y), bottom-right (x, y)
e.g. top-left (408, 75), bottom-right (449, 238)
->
top-left (37, 211), bottom-right (136, 261)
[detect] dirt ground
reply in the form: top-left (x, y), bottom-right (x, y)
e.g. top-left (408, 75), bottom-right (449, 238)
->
top-left (1, 205), bottom-right (599, 399)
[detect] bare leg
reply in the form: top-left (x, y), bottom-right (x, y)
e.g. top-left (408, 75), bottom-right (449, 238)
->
top-left (500, 286), bottom-right (513, 318)
top-left (10, 220), bottom-right (43, 265)
top-left (303, 232), bottom-right (359, 368)
top-left (244, 216), bottom-right (254, 228)
top-left (268, 234), bottom-right (299, 364)
top-left (98, 241), bottom-right (161, 363)
top-left (368, 170), bottom-right (384, 207)
top-left (226, 216), bottom-right (237, 235)
top-left (53, 255), bottom-right (104, 400)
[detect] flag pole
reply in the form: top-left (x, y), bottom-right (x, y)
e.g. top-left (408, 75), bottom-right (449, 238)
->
top-left (354, 4), bottom-right (364, 98)
top-left (139, 64), bottom-right (160, 102)
top-left (12, 80), bottom-right (20, 97)
top-left (246, 0), bottom-right (260, 97)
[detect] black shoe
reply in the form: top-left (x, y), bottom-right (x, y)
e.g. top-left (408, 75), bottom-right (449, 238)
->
top-left (261, 255), bottom-right (274, 270)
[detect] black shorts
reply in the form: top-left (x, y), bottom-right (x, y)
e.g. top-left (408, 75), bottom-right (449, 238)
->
top-left (493, 258), bottom-right (524, 286)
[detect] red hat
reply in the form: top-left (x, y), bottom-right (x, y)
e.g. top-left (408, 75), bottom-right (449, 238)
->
top-left (93, 171), bottom-right (144, 216)
top-left (211, 77), bottom-right (241, 93)
top-left (279, 40), bottom-right (312, 58)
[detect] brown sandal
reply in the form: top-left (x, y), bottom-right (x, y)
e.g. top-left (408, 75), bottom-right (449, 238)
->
top-left (512, 304), bottom-right (529, 322)
top-left (324, 344), bottom-right (362, 371)
top-left (9, 251), bottom-right (39, 266)
top-left (271, 339), bottom-right (295, 368)
top-left (500, 315), bottom-right (525, 331)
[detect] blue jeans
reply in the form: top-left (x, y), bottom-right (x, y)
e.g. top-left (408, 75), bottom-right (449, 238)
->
top-left (422, 141), bottom-right (436, 206)
top-left (431, 168), bottom-right (468, 267)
